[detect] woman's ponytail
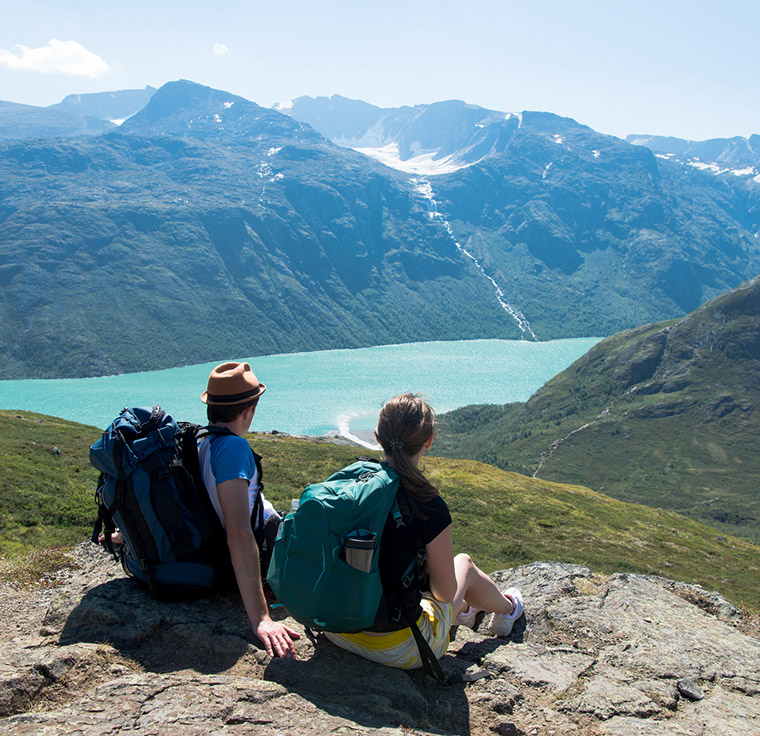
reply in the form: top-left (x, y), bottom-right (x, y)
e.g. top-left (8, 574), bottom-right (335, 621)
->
top-left (376, 394), bottom-right (438, 500)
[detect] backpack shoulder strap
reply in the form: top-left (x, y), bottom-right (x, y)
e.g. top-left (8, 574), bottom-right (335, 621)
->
top-left (198, 425), bottom-right (266, 532)
top-left (200, 425), bottom-right (264, 485)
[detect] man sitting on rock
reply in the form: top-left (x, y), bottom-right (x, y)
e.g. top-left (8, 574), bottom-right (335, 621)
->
top-left (197, 361), bottom-right (300, 659)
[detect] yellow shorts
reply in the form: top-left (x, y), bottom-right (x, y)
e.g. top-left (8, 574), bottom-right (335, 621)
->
top-left (324, 595), bottom-right (454, 670)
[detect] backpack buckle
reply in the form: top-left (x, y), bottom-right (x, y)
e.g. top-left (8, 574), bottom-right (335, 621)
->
top-left (152, 466), bottom-right (172, 480)
top-left (114, 479), bottom-right (126, 505)
top-left (402, 571), bottom-right (415, 589)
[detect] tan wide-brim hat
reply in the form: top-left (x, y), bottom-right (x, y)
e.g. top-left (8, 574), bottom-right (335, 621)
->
top-left (200, 361), bottom-right (267, 405)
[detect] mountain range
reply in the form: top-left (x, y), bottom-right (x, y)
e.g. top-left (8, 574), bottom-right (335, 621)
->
top-left (433, 275), bottom-right (760, 543)
top-left (282, 95), bottom-right (760, 326)
top-left (0, 87), bottom-right (156, 142)
top-left (0, 81), bottom-right (758, 378)
top-left (628, 132), bottom-right (760, 170)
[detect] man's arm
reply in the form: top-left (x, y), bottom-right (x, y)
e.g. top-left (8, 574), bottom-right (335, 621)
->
top-left (216, 478), bottom-right (299, 658)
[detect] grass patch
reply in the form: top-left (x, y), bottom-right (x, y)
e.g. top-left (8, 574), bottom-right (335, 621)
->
top-left (0, 410), bottom-right (100, 557)
top-left (0, 547), bottom-right (79, 588)
top-left (434, 287), bottom-right (760, 544)
top-left (2, 410), bottom-right (759, 610)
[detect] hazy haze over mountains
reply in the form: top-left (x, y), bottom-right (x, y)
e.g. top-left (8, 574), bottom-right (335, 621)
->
top-left (627, 133), bottom-right (760, 171)
top-left (0, 86), bottom-right (156, 141)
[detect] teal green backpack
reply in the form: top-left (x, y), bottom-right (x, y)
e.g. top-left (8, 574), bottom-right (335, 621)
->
top-left (266, 459), bottom-right (403, 633)
top-left (268, 458), bottom-right (488, 686)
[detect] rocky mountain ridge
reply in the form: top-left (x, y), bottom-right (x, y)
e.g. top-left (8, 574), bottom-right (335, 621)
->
top-left (2, 543), bottom-right (758, 735)
top-left (1, 81), bottom-right (759, 378)
top-left (51, 86), bottom-right (157, 123)
top-left (0, 80), bottom-right (515, 378)
top-left (0, 87), bottom-right (156, 142)
top-left (627, 132), bottom-right (760, 171)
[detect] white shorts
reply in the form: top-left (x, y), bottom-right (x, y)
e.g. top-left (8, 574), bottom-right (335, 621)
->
top-left (324, 595), bottom-right (454, 670)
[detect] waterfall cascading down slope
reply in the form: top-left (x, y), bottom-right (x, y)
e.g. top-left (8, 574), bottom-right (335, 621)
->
top-left (413, 178), bottom-right (537, 340)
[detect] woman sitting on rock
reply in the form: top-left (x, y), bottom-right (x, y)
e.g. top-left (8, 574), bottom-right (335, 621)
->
top-left (325, 393), bottom-right (524, 669)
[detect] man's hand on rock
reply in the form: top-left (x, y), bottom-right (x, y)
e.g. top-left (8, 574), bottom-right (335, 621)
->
top-left (254, 616), bottom-right (300, 659)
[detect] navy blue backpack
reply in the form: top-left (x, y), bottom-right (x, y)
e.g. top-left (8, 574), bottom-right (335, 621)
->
top-left (90, 405), bottom-right (263, 599)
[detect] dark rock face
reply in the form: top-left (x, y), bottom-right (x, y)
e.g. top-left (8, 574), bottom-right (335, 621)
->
top-left (1, 546), bottom-right (757, 735)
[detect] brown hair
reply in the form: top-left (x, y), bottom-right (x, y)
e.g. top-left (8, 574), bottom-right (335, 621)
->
top-left (206, 397), bottom-right (259, 424)
top-left (376, 393), bottom-right (438, 501)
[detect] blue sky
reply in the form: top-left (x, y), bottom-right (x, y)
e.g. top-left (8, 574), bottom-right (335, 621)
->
top-left (1, 0), bottom-right (758, 141)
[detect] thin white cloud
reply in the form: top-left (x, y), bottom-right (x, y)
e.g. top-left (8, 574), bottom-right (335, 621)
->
top-left (0, 39), bottom-right (108, 77)
top-left (213, 42), bottom-right (230, 56)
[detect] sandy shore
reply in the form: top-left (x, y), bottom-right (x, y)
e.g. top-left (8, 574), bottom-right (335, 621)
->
top-left (262, 428), bottom-right (380, 449)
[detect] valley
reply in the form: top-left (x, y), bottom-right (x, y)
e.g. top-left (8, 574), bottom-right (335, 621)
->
top-left (434, 276), bottom-right (760, 543)
top-left (1, 81), bottom-right (758, 378)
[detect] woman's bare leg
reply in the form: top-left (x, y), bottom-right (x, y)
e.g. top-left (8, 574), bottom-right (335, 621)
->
top-left (452, 553), bottom-right (513, 615)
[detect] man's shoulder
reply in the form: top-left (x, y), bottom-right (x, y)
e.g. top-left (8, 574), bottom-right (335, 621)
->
top-left (211, 432), bottom-right (253, 455)
top-left (205, 433), bottom-right (259, 482)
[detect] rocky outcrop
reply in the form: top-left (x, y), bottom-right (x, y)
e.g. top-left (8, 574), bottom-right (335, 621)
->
top-left (1, 545), bottom-right (758, 735)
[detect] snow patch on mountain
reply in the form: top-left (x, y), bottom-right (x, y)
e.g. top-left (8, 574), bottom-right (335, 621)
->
top-left (689, 160), bottom-right (724, 174)
top-left (683, 159), bottom-right (758, 178)
top-left (354, 142), bottom-right (473, 175)
top-left (505, 112), bottom-right (523, 128)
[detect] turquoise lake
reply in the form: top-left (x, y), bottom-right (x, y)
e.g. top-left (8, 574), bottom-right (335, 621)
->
top-left (0, 338), bottom-right (600, 446)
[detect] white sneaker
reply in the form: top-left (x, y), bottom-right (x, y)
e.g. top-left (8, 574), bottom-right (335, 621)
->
top-left (488, 587), bottom-right (524, 637)
top-left (455, 604), bottom-right (480, 629)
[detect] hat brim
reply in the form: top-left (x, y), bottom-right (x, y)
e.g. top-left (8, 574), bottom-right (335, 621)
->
top-left (200, 383), bottom-right (266, 405)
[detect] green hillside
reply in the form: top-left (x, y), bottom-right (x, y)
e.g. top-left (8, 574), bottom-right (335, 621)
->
top-left (1, 409), bottom-right (759, 609)
top-left (434, 275), bottom-right (760, 543)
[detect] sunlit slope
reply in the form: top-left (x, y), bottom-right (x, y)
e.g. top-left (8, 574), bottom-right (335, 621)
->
top-left (435, 275), bottom-right (760, 542)
top-left (1, 409), bottom-right (758, 608)
top-left (0, 82), bottom-right (519, 379)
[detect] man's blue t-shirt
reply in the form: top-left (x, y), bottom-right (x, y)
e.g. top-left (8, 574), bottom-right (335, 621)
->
top-left (206, 434), bottom-right (256, 484)
top-left (198, 434), bottom-right (274, 529)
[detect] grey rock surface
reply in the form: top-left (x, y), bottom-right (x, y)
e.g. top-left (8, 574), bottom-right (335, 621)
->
top-left (1, 546), bottom-right (758, 735)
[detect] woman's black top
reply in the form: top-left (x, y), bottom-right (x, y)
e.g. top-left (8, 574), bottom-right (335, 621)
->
top-left (374, 485), bottom-right (452, 631)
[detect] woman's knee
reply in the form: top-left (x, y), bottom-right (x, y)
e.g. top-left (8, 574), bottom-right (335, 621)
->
top-left (454, 552), bottom-right (473, 570)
